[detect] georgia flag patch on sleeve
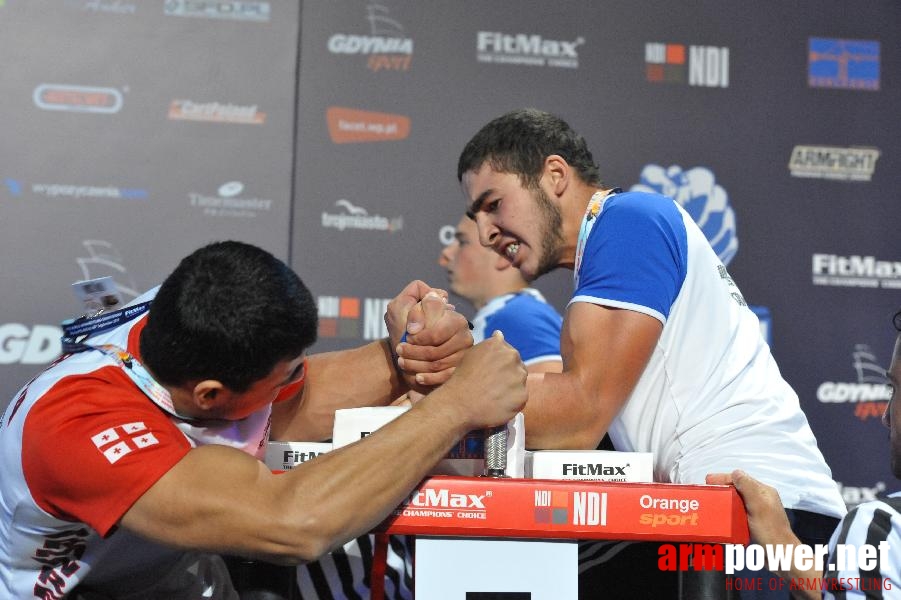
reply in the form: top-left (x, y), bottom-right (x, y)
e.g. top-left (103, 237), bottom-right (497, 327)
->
top-left (91, 422), bottom-right (159, 464)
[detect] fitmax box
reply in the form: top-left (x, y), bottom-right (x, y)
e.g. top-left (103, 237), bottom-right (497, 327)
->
top-left (332, 406), bottom-right (526, 477)
top-left (528, 450), bottom-right (654, 482)
top-left (264, 441), bottom-right (332, 471)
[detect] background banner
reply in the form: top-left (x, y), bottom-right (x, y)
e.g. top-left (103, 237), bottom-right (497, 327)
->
top-left (1, 0), bottom-right (897, 507)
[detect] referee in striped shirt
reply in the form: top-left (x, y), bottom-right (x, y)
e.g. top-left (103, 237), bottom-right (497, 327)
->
top-left (708, 306), bottom-right (901, 599)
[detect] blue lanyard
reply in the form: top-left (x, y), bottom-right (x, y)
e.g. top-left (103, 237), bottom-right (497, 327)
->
top-left (574, 188), bottom-right (621, 288)
top-left (60, 301), bottom-right (196, 420)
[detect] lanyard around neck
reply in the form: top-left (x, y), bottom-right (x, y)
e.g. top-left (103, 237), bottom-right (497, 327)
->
top-left (574, 188), bottom-right (621, 287)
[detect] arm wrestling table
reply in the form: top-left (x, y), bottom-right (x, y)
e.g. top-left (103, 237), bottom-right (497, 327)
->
top-left (366, 475), bottom-right (749, 600)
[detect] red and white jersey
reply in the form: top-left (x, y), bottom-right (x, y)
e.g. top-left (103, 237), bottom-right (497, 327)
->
top-left (0, 289), bottom-right (280, 599)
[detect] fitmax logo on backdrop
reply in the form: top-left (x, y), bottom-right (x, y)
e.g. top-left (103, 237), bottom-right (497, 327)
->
top-left (644, 42), bottom-right (730, 87)
top-left (476, 31), bottom-right (584, 69)
top-left (808, 38), bottom-right (880, 91)
top-left (327, 2), bottom-right (413, 71)
top-left (812, 254), bottom-right (901, 289)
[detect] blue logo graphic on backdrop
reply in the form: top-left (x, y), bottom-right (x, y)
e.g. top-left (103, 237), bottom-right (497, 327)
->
top-left (631, 164), bottom-right (738, 265)
top-left (808, 38), bottom-right (880, 91)
top-left (4, 178), bottom-right (22, 196)
top-left (631, 165), bottom-right (771, 344)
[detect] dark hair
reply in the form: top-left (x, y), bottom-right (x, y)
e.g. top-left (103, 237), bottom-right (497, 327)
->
top-left (457, 108), bottom-right (602, 188)
top-left (140, 241), bottom-right (317, 392)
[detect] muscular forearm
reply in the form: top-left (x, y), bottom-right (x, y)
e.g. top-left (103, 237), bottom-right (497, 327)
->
top-left (523, 371), bottom-right (617, 450)
top-left (270, 340), bottom-right (404, 441)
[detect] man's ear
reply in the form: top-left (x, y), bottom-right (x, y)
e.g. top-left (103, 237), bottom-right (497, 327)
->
top-left (193, 380), bottom-right (227, 410)
top-left (544, 154), bottom-right (570, 196)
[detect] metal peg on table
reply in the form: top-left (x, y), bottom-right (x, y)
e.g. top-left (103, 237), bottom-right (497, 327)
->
top-left (482, 424), bottom-right (508, 478)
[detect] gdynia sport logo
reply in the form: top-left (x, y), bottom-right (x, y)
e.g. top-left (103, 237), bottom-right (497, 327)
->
top-left (658, 542), bottom-right (892, 593)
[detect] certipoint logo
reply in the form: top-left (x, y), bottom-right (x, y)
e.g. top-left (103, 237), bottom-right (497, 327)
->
top-left (168, 99), bottom-right (266, 125)
top-left (326, 107), bottom-right (409, 144)
top-left (644, 42), bottom-right (730, 87)
top-left (33, 84), bottom-right (123, 114)
top-left (317, 295), bottom-right (390, 340)
top-left (808, 38), bottom-right (880, 91)
top-left (327, 2), bottom-right (413, 71)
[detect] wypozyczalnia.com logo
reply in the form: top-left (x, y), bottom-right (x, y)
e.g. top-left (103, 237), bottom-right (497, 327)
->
top-left (33, 84), bottom-right (123, 114)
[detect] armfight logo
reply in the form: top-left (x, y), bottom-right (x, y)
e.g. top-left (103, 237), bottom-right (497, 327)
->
top-left (817, 343), bottom-right (891, 421)
top-left (327, 2), bottom-right (413, 71)
top-left (789, 145), bottom-right (880, 182)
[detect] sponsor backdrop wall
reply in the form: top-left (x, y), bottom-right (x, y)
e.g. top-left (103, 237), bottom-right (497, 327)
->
top-left (0, 0), bottom-right (897, 507)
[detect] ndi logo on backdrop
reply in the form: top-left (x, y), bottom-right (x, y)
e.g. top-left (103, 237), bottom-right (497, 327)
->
top-left (317, 295), bottom-right (390, 340)
top-left (644, 42), bottom-right (729, 87)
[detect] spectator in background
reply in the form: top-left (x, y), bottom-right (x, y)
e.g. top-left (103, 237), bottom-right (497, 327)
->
top-left (439, 214), bottom-right (563, 374)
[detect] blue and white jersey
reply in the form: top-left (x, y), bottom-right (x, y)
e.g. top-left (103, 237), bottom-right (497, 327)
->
top-left (571, 190), bottom-right (845, 519)
top-left (471, 288), bottom-right (562, 366)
